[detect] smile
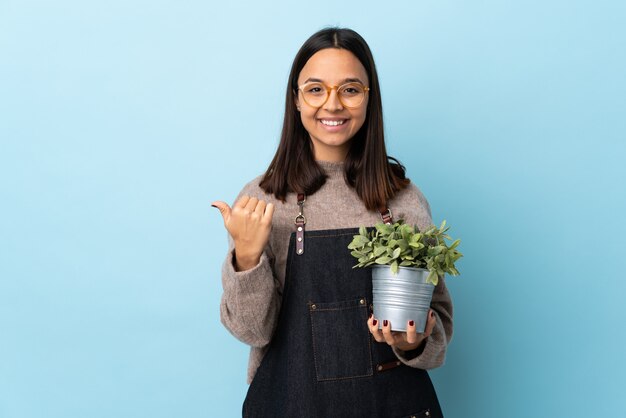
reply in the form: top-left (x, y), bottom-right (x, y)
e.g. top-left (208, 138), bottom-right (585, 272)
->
top-left (320, 119), bottom-right (347, 126)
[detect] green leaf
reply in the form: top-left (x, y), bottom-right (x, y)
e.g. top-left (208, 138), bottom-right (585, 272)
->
top-left (375, 256), bottom-right (392, 264)
top-left (356, 235), bottom-right (370, 246)
top-left (375, 223), bottom-right (394, 235)
top-left (391, 260), bottom-right (398, 274)
top-left (348, 235), bottom-right (369, 249)
top-left (392, 247), bottom-right (401, 259)
top-left (429, 246), bottom-right (445, 256)
top-left (374, 246), bottom-right (387, 257)
top-left (399, 224), bottom-right (414, 239)
top-left (427, 270), bottom-right (439, 285)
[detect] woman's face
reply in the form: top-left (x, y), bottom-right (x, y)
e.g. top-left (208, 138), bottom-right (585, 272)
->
top-left (295, 48), bottom-right (369, 162)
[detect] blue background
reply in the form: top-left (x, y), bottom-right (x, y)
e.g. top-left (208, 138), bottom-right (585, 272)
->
top-left (1, 1), bottom-right (625, 417)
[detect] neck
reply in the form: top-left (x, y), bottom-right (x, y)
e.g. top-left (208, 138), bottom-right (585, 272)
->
top-left (311, 142), bottom-right (350, 162)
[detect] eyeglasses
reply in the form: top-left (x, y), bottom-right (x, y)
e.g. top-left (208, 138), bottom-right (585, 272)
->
top-left (297, 81), bottom-right (370, 109)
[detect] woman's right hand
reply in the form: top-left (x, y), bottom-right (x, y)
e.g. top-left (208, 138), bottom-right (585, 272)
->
top-left (211, 195), bottom-right (275, 271)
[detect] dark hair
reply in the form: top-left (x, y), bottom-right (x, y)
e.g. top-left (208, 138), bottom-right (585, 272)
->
top-left (259, 27), bottom-right (410, 211)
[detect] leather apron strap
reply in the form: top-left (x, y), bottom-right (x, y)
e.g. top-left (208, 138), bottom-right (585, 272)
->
top-left (295, 193), bottom-right (393, 256)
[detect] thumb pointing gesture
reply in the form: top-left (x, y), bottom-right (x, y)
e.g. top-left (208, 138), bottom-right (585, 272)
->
top-left (211, 200), bottom-right (232, 223)
top-left (211, 195), bottom-right (275, 271)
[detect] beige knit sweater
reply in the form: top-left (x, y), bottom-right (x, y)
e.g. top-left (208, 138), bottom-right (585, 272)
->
top-left (219, 160), bottom-right (453, 384)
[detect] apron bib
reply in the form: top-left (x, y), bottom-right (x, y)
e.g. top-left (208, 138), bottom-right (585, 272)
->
top-left (243, 196), bottom-right (443, 418)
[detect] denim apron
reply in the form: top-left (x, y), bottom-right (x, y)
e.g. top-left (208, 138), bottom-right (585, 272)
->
top-left (243, 195), bottom-right (443, 418)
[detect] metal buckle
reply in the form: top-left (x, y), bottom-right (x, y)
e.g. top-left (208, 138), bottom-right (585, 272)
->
top-left (296, 194), bottom-right (306, 225)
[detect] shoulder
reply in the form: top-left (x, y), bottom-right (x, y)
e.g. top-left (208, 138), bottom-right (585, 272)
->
top-left (232, 173), bottom-right (285, 206)
top-left (236, 174), bottom-right (266, 198)
top-left (394, 181), bottom-right (431, 213)
top-left (390, 180), bottom-right (433, 230)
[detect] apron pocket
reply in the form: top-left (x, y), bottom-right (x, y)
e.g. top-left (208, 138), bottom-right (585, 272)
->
top-left (309, 297), bottom-right (373, 381)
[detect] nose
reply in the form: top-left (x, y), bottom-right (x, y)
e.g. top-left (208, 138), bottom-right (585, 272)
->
top-left (323, 86), bottom-right (344, 111)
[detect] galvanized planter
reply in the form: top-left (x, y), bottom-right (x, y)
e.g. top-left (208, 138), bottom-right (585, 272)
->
top-left (372, 265), bottom-right (435, 333)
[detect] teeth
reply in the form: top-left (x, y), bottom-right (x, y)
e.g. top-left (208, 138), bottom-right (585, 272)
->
top-left (321, 119), bottom-right (345, 126)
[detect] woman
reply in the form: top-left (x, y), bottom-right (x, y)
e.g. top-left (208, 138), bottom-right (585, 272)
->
top-left (212, 27), bottom-right (452, 418)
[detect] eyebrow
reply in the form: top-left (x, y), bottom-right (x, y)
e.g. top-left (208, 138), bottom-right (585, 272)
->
top-left (303, 77), bottom-right (366, 84)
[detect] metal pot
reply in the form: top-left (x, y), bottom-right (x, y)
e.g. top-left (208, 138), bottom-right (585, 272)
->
top-left (371, 265), bottom-right (435, 333)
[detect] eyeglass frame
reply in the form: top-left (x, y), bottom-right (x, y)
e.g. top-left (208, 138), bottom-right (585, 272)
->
top-left (296, 81), bottom-right (370, 109)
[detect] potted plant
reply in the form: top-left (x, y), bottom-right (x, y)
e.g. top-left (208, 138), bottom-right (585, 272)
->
top-left (347, 219), bottom-right (462, 332)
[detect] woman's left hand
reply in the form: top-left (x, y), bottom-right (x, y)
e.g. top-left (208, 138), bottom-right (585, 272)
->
top-left (367, 309), bottom-right (436, 352)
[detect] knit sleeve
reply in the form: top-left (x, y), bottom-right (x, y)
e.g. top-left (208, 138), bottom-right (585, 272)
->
top-left (218, 180), bottom-right (282, 348)
top-left (391, 185), bottom-right (454, 369)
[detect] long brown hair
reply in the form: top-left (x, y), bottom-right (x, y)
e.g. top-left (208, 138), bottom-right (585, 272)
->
top-left (259, 27), bottom-right (410, 211)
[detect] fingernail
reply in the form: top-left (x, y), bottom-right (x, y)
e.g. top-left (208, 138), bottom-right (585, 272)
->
top-left (211, 204), bottom-right (217, 208)
top-left (372, 319), bottom-right (378, 326)
top-left (368, 313), bottom-right (372, 319)
top-left (430, 311), bottom-right (434, 318)
top-left (383, 320), bottom-right (388, 327)
top-left (409, 320), bottom-right (415, 326)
